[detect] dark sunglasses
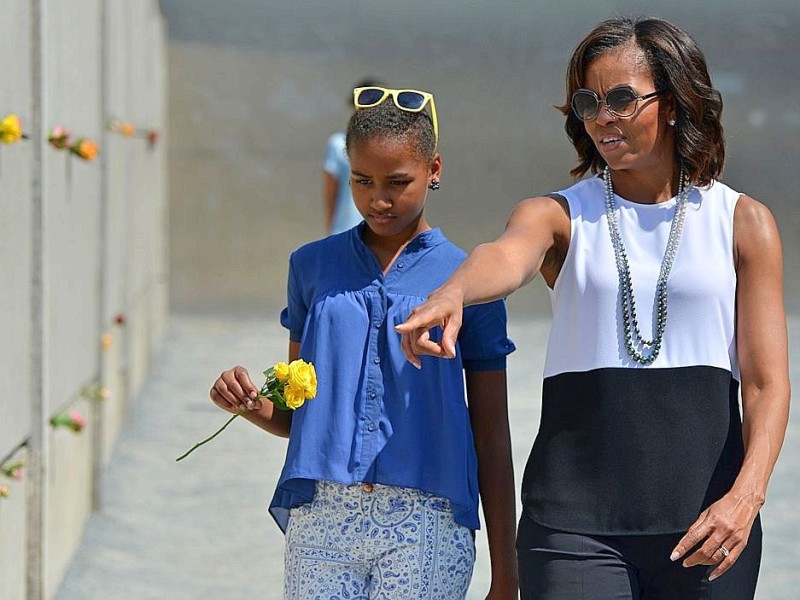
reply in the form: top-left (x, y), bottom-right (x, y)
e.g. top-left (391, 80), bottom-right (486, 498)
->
top-left (571, 86), bottom-right (663, 122)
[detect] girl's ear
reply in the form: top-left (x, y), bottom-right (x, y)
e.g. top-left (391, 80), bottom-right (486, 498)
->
top-left (430, 152), bottom-right (442, 181)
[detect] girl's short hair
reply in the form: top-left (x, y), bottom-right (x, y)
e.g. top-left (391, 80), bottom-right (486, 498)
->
top-left (346, 101), bottom-right (436, 161)
top-left (559, 16), bottom-right (724, 186)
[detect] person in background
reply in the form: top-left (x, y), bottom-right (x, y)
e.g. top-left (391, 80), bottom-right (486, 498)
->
top-left (323, 78), bottom-right (384, 234)
top-left (397, 16), bottom-right (790, 600)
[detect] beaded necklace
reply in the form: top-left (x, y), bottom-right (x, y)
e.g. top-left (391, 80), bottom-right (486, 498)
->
top-left (603, 165), bottom-right (689, 365)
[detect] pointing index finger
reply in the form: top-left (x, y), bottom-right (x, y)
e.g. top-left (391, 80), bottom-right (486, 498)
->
top-left (395, 307), bottom-right (429, 334)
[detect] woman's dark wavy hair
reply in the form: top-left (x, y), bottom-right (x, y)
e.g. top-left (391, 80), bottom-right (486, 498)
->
top-left (346, 100), bottom-right (436, 161)
top-left (559, 16), bottom-right (724, 186)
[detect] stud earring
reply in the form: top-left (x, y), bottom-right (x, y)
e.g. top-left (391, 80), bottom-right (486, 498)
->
top-left (428, 180), bottom-right (440, 191)
top-left (668, 119), bottom-right (676, 126)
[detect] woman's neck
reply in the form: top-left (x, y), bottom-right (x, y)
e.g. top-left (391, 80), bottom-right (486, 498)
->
top-left (608, 164), bottom-right (683, 204)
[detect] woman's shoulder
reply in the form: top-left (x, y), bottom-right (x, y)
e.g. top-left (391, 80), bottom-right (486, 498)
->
top-left (558, 174), bottom-right (603, 194)
top-left (701, 179), bottom-right (744, 202)
top-left (696, 180), bottom-right (759, 224)
top-left (504, 176), bottom-right (602, 226)
top-left (551, 175), bottom-right (603, 214)
top-left (500, 192), bottom-right (572, 245)
top-left (733, 193), bottom-right (780, 242)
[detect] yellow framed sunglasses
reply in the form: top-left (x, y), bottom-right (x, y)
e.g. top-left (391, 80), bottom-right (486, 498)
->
top-left (353, 86), bottom-right (439, 147)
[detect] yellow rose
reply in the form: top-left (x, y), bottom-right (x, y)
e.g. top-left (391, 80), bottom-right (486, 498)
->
top-left (288, 360), bottom-right (317, 399)
top-left (0, 114), bottom-right (23, 144)
top-left (283, 383), bottom-right (306, 409)
top-left (274, 361), bottom-right (290, 383)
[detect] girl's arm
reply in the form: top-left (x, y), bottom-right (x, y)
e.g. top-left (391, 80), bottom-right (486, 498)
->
top-left (466, 369), bottom-right (518, 599)
top-left (209, 341), bottom-right (298, 438)
top-left (397, 195), bottom-right (569, 367)
top-left (672, 195), bottom-right (790, 579)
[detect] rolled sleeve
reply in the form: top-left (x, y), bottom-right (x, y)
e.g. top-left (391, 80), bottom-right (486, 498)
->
top-left (459, 299), bottom-right (516, 373)
top-left (280, 256), bottom-right (307, 342)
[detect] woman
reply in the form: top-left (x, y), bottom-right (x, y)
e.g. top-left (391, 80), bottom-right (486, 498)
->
top-left (396, 16), bottom-right (790, 599)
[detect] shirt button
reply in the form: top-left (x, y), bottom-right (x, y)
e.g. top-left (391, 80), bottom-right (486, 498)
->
top-left (396, 263), bottom-right (404, 269)
top-left (367, 422), bottom-right (376, 431)
top-left (363, 483), bottom-right (374, 493)
top-left (374, 320), bottom-right (382, 329)
top-left (373, 357), bottom-right (380, 364)
top-left (368, 391), bottom-right (377, 398)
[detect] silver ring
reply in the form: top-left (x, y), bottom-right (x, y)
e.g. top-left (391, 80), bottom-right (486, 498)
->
top-left (719, 545), bottom-right (730, 558)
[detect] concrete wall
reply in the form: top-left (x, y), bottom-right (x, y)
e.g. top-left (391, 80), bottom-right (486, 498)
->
top-left (0, 2), bottom-right (168, 599)
top-left (0, 0), bottom-right (34, 476)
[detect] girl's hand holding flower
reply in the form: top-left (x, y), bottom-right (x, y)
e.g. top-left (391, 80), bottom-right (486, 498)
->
top-left (177, 359), bottom-right (316, 461)
top-left (210, 365), bottom-right (262, 412)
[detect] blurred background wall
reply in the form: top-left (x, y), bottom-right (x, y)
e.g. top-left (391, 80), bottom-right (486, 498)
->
top-left (163, 0), bottom-right (799, 321)
top-left (0, 2), bottom-right (167, 599)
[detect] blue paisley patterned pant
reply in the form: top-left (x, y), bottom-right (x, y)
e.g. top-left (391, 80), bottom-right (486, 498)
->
top-left (284, 481), bottom-right (475, 599)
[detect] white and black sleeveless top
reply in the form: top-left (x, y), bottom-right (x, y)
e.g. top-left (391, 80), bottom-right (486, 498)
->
top-left (521, 175), bottom-right (744, 535)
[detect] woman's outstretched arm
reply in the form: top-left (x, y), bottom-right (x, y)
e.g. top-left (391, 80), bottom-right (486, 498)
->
top-left (396, 195), bottom-right (569, 367)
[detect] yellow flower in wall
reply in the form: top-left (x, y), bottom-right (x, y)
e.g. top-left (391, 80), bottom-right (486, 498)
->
top-left (1, 460), bottom-right (25, 480)
top-left (50, 411), bottom-right (86, 432)
top-left (0, 114), bottom-right (23, 144)
top-left (101, 333), bottom-right (114, 350)
top-left (70, 138), bottom-right (99, 161)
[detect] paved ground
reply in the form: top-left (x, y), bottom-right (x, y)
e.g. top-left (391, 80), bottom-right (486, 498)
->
top-left (56, 313), bottom-right (799, 599)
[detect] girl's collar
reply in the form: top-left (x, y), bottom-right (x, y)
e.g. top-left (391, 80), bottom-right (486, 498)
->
top-left (354, 222), bottom-right (445, 251)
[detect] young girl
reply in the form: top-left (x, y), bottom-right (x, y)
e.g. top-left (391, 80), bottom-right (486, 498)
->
top-left (209, 87), bottom-right (519, 599)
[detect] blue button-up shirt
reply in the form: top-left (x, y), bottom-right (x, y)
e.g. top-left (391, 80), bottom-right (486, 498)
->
top-left (271, 224), bottom-right (515, 531)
